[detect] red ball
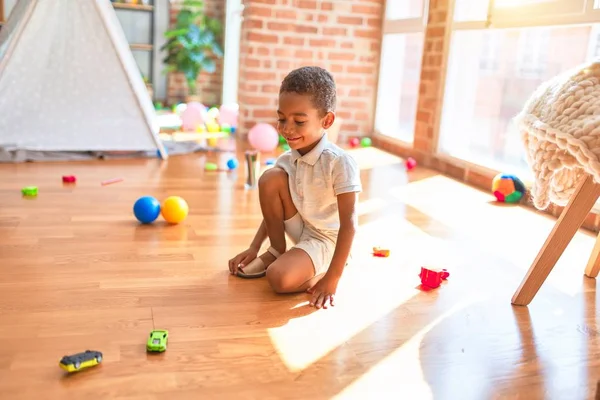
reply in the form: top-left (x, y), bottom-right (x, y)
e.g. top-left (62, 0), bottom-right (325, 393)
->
top-left (405, 157), bottom-right (417, 170)
top-left (349, 137), bottom-right (360, 147)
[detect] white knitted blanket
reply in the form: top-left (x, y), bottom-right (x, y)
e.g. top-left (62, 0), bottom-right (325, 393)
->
top-left (515, 60), bottom-right (600, 210)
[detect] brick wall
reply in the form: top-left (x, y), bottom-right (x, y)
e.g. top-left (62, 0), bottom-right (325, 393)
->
top-left (372, 0), bottom-right (600, 232)
top-left (166, 0), bottom-right (224, 106)
top-left (236, 0), bottom-right (384, 141)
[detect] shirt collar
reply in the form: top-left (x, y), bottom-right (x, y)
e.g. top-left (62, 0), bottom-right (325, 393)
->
top-left (291, 133), bottom-right (329, 166)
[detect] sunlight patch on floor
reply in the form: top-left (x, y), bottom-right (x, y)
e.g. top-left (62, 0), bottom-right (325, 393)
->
top-left (266, 216), bottom-right (466, 372)
top-left (389, 175), bottom-right (596, 297)
top-left (356, 197), bottom-right (388, 218)
top-left (352, 214), bottom-right (467, 271)
top-left (332, 297), bottom-right (481, 400)
top-left (267, 284), bottom-right (421, 372)
top-left (346, 147), bottom-right (403, 170)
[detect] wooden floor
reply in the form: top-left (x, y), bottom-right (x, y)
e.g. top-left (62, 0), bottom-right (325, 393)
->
top-left (1, 143), bottom-right (600, 399)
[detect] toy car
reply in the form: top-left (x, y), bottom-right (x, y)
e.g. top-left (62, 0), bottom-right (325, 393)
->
top-left (147, 329), bottom-right (168, 352)
top-left (59, 350), bottom-right (103, 373)
top-left (372, 247), bottom-right (390, 257)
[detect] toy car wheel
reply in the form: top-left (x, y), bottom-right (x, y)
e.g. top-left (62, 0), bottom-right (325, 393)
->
top-left (96, 355), bottom-right (102, 363)
top-left (74, 361), bottom-right (81, 369)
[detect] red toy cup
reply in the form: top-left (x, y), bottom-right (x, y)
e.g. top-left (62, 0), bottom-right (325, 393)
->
top-left (419, 267), bottom-right (449, 289)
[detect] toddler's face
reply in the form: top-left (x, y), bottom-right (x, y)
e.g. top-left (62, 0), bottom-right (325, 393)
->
top-left (277, 92), bottom-right (334, 154)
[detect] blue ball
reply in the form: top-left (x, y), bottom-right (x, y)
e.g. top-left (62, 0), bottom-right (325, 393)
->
top-left (133, 196), bottom-right (161, 224)
top-left (226, 158), bottom-right (239, 170)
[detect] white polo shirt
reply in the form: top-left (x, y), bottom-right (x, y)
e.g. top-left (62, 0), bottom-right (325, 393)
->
top-left (274, 133), bottom-right (362, 234)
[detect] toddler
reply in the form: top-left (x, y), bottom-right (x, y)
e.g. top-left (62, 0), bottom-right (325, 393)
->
top-left (228, 66), bottom-right (362, 309)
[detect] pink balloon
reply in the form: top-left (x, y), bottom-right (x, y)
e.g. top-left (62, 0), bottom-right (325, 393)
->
top-left (218, 103), bottom-right (239, 127)
top-left (248, 123), bottom-right (279, 152)
top-left (181, 102), bottom-right (207, 131)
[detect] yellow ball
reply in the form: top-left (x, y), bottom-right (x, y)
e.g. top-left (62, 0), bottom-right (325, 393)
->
top-left (161, 196), bottom-right (189, 224)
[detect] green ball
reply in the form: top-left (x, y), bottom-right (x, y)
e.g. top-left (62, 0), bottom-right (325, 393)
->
top-left (281, 143), bottom-right (290, 151)
top-left (360, 137), bottom-right (372, 147)
top-left (279, 134), bottom-right (287, 145)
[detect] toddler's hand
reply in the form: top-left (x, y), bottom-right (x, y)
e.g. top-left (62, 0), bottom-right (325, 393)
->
top-left (307, 274), bottom-right (339, 309)
top-left (228, 247), bottom-right (259, 275)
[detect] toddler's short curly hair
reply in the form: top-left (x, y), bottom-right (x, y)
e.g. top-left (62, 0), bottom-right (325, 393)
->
top-left (279, 66), bottom-right (336, 116)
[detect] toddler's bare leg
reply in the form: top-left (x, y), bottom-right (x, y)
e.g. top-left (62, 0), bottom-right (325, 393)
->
top-left (257, 167), bottom-right (297, 266)
top-left (267, 249), bottom-right (323, 293)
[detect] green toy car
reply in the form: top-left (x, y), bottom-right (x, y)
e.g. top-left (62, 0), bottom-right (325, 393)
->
top-left (147, 329), bottom-right (168, 352)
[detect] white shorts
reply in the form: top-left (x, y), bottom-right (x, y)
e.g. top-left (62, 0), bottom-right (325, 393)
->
top-left (284, 213), bottom-right (337, 276)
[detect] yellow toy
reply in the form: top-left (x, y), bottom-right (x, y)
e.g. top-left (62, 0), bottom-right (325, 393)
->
top-left (59, 350), bottom-right (103, 373)
top-left (161, 196), bottom-right (189, 224)
top-left (372, 247), bottom-right (390, 257)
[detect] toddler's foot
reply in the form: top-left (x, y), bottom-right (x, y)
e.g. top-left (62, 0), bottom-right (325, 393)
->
top-left (257, 250), bottom-right (278, 270)
top-left (236, 246), bottom-right (281, 279)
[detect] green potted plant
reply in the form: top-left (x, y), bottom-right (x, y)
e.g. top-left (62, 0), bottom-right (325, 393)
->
top-left (161, 0), bottom-right (223, 102)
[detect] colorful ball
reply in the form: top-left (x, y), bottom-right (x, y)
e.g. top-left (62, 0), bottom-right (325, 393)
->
top-left (218, 103), bottom-right (239, 127)
top-left (492, 174), bottom-right (526, 203)
top-left (226, 158), bottom-right (239, 170)
top-left (221, 123), bottom-right (232, 133)
top-left (161, 196), bottom-right (189, 224)
top-left (133, 196), bottom-right (161, 224)
top-left (360, 137), bottom-right (372, 147)
top-left (207, 107), bottom-right (220, 120)
top-left (181, 102), bottom-right (207, 131)
top-left (248, 123), bottom-right (279, 152)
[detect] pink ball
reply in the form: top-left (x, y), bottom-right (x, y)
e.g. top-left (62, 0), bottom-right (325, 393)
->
top-left (218, 103), bottom-right (239, 127)
top-left (181, 102), bottom-right (207, 131)
top-left (248, 123), bottom-right (279, 152)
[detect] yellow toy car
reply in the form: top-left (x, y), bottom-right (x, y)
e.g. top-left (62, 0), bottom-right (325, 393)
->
top-left (59, 350), bottom-right (103, 373)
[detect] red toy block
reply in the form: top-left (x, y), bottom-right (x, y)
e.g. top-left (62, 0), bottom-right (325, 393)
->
top-left (419, 267), bottom-right (449, 289)
top-left (62, 175), bottom-right (76, 183)
top-left (372, 247), bottom-right (390, 257)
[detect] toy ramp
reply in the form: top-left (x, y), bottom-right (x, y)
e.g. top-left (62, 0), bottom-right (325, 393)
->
top-left (0, 0), bottom-right (167, 161)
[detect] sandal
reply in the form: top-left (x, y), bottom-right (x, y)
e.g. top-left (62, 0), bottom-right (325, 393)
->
top-left (236, 246), bottom-right (281, 279)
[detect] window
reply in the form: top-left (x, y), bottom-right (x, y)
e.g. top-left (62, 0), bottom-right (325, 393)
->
top-left (437, 0), bottom-right (600, 178)
top-left (374, 0), bottom-right (427, 144)
top-left (385, 0), bottom-right (424, 20)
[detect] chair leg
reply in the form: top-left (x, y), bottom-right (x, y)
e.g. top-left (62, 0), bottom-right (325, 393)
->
top-left (585, 232), bottom-right (600, 278)
top-left (512, 175), bottom-right (600, 306)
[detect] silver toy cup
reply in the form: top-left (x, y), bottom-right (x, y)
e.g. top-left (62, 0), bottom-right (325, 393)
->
top-left (244, 150), bottom-right (260, 189)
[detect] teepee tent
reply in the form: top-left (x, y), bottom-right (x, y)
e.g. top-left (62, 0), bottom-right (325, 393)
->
top-left (0, 0), bottom-right (168, 161)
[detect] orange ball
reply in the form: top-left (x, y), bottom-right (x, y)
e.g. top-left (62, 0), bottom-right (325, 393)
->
top-left (161, 196), bottom-right (189, 224)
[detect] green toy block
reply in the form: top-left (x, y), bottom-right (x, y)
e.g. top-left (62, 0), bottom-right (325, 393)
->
top-left (21, 186), bottom-right (38, 196)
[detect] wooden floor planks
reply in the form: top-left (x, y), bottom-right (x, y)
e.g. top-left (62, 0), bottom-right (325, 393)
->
top-left (1, 145), bottom-right (600, 399)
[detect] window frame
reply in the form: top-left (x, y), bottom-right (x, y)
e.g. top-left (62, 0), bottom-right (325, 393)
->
top-left (372, 0), bottom-right (430, 146)
top-left (432, 0), bottom-right (600, 178)
top-left (453, 0), bottom-right (600, 30)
